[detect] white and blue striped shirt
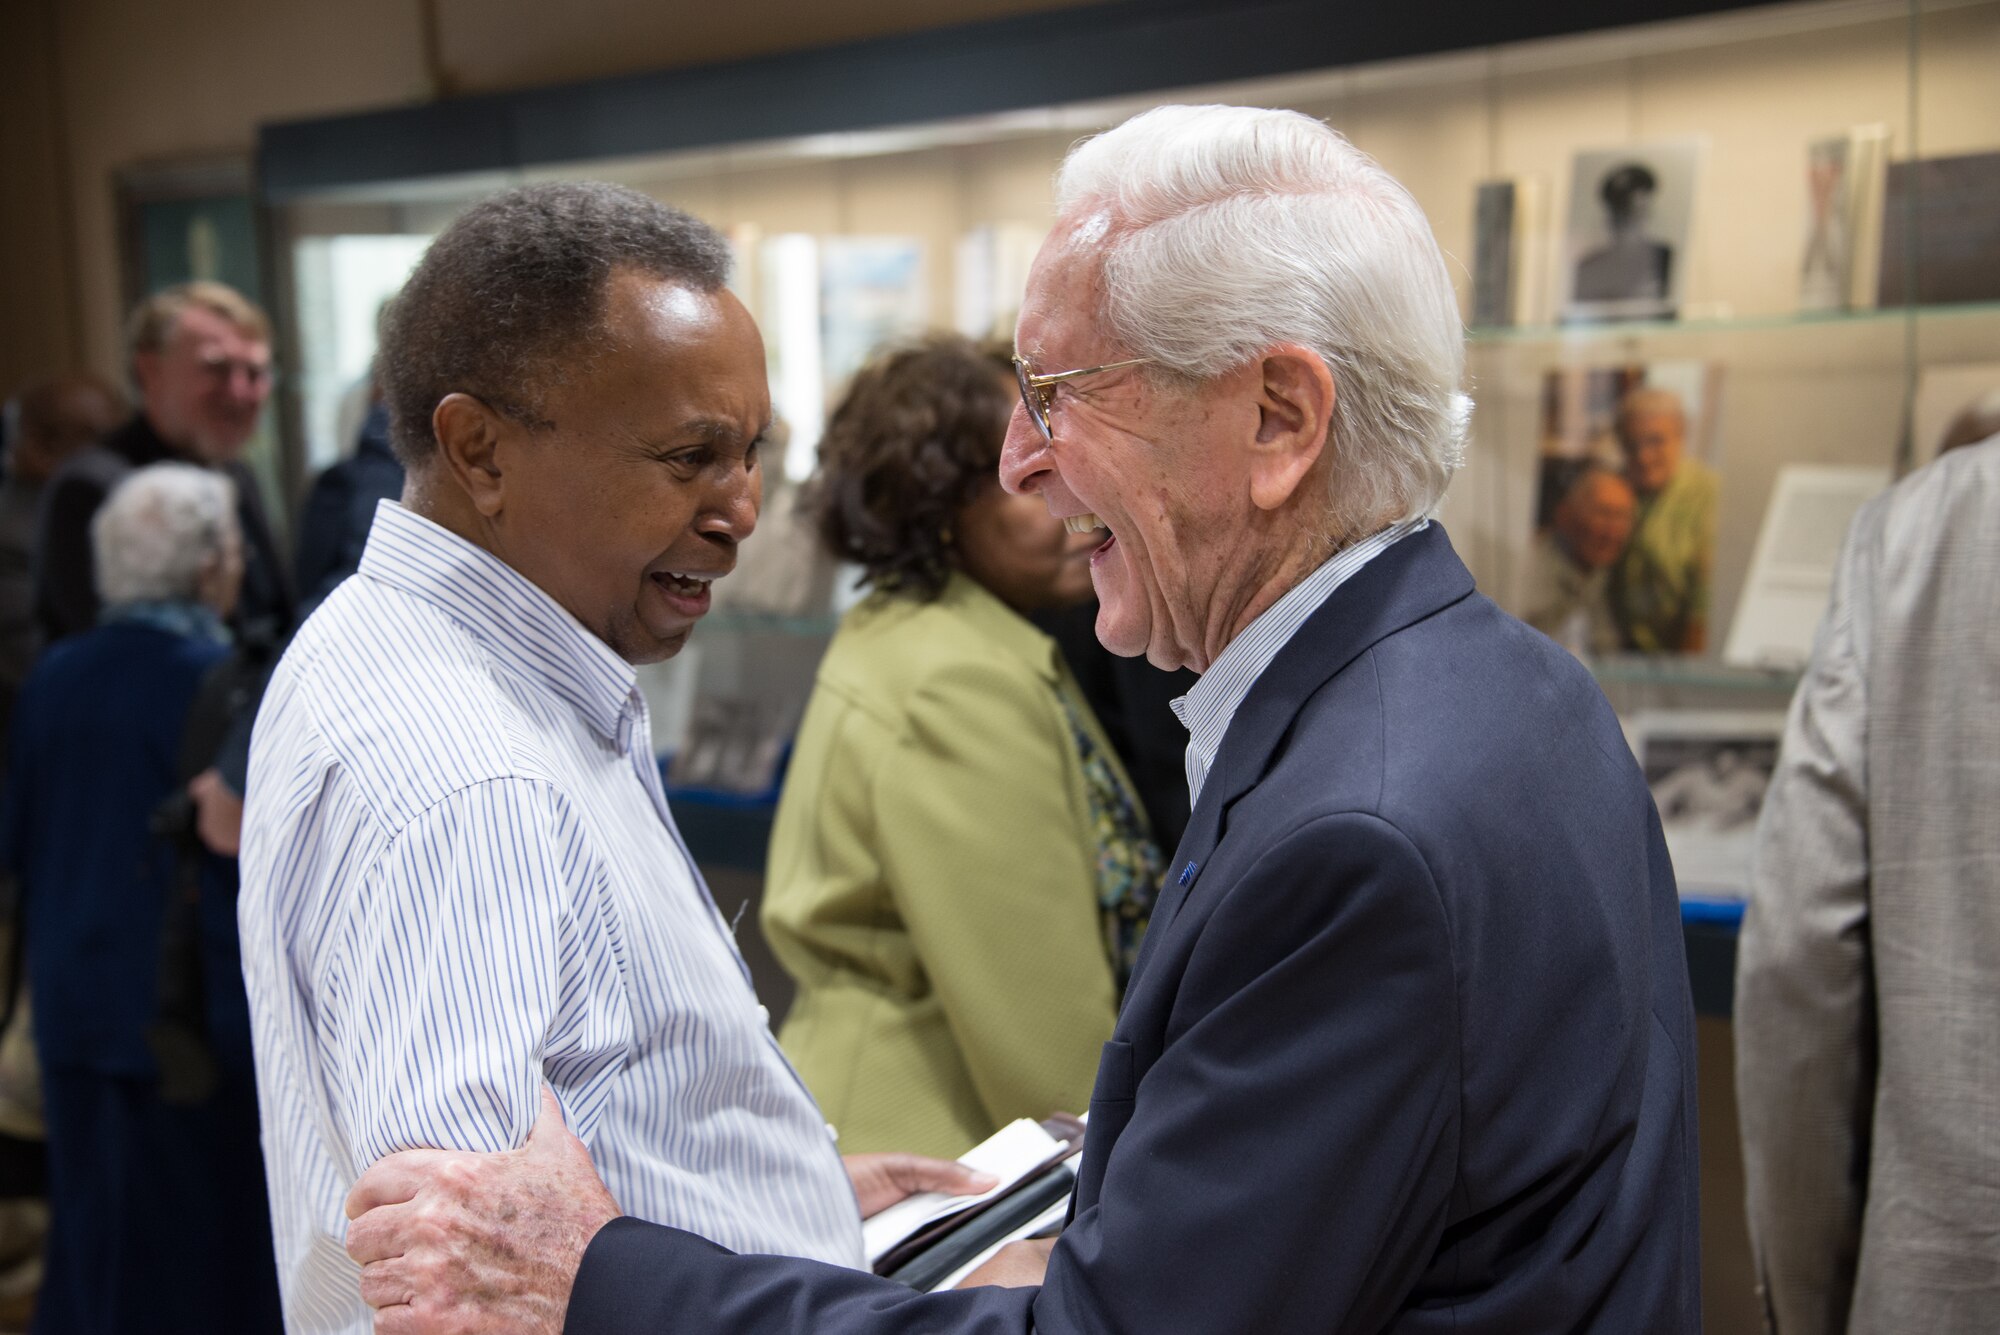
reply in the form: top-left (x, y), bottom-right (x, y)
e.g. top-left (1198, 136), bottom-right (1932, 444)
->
top-left (239, 502), bottom-right (861, 1334)
top-left (1172, 519), bottom-right (1425, 806)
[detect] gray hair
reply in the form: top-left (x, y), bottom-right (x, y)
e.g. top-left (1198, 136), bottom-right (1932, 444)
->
top-left (1054, 105), bottom-right (1469, 542)
top-left (91, 463), bottom-right (238, 606)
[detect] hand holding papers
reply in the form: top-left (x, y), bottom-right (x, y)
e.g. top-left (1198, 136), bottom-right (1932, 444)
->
top-left (861, 1114), bottom-right (1086, 1291)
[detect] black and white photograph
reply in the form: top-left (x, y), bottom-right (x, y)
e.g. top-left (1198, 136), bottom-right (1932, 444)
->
top-left (1561, 141), bottom-right (1700, 323)
top-left (1629, 711), bottom-right (1785, 898)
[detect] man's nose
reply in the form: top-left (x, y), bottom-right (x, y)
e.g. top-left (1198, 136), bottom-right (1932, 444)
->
top-left (229, 368), bottom-right (269, 404)
top-left (699, 459), bottom-right (760, 543)
top-left (998, 404), bottom-right (1050, 497)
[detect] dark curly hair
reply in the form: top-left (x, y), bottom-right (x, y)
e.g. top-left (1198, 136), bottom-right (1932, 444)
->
top-left (378, 181), bottom-right (731, 465)
top-left (809, 335), bottom-right (1015, 601)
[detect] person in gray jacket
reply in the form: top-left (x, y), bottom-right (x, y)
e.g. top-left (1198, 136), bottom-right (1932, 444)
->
top-left (1737, 429), bottom-right (2000, 1333)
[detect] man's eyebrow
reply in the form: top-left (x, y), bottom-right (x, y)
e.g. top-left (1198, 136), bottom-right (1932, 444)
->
top-left (645, 417), bottom-right (771, 450)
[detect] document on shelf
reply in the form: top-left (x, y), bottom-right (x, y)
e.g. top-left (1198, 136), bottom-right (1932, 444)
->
top-left (1722, 464), bottom-right (1888, 670)
top-left (862, 1118), bottom-right (1068, 1267)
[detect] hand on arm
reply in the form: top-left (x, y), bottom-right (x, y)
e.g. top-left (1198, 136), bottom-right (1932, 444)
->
top-left (346, 1088), bottom-right (620, 1335)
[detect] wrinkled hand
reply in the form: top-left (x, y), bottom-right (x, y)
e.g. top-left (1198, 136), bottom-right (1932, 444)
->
top-left (843, 1152), bottom-right (998, 1220)
top-left (957, 1236), bottom-right (1056, 1289)
top-left (188, 768), bottom-right (243, 857)
top-left (344, 1089), bottom-right (620, 1335)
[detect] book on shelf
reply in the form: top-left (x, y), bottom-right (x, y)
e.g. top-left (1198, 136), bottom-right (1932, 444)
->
top-left (862, 1113), bottom-right (1085, 1292)
top-left (1876, 147), bottom-right (2000, 308)
top-left (1470, 176), bottom-right (1547, 328)
top-left (1800, 126), bottom-right (1890, 313)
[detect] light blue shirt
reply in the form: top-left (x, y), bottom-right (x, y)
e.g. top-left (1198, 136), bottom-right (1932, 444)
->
top-left (1172, 519), bottom-right (1425, 807)
top-left (240, 502), bottom-right (861, 1334)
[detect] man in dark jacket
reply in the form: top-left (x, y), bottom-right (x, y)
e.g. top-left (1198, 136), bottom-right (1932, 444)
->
top-left (32, 281), bottom-right (293, 647)
top-left (293, 400), bottom-right (405, 616)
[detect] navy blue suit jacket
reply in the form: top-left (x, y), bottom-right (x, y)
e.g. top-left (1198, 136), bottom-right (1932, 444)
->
top-left (566, 525), bottom-right (1701, 1334)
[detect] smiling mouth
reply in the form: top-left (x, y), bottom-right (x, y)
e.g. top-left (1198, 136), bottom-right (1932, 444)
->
top-left (1063, 513), bottom-right (1117, 560)
top-left (650, 570), bottom-right (721, 616)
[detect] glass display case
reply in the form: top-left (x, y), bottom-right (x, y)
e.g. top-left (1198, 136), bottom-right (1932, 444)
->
top-left (262, 0), bottom-right (1999, 880)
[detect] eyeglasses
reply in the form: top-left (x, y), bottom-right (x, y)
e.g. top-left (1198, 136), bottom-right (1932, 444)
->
top-left (196, 354), bottom-right (274, 389)
top-left (1012, 355), bottom-right (1153, 441)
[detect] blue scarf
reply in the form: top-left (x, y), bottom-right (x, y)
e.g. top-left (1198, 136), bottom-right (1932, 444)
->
top-left (100, 599), bottom-right (231, 646)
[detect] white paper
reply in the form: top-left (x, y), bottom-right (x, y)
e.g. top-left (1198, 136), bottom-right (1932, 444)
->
top-left (1722, 465), bottom-right (1888, 670)
top-left (861, 1118), bottom-right (1063, 1265)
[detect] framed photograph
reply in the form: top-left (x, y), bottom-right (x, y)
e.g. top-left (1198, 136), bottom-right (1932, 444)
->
top-left (1561, 141), bottom-right (1700, 324)
top-left (1628, 710), bottom-right (1786, 900)
top-left (1521, 361), bottom-right (1721, 657)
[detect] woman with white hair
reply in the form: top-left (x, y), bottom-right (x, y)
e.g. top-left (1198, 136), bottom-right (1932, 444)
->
top-left (0, 462), bottom-right (280, 1334)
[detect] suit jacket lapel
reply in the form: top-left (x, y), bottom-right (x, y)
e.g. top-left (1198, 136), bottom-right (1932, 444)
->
top-left (1125, 525), bottom-right (1477, 990)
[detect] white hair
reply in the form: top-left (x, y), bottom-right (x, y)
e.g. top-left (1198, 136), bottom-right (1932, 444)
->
top-left (1054, 104), bottom-right (1469, 542)
top-left (91, 462), bottom-right (238, 606)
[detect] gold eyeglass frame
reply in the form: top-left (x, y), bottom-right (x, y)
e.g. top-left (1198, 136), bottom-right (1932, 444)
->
top-left (1012, 355), bottom-right (1153, 440)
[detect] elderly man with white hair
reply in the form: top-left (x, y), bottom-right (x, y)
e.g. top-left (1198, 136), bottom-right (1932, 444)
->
top-left (341, 105), bottom-right (1700, 1335)
top-left (1, 462), bottom-right (282, 1334)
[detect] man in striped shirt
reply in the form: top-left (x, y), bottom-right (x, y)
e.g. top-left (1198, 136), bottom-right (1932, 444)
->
top-left (239, 183), bottom-right (983, 1333)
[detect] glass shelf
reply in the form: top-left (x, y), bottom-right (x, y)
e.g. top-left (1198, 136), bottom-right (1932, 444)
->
top-left (1467, 299), bottom-right (2000, 345)
top-left (1587, 656), bottom-right (1801, 693)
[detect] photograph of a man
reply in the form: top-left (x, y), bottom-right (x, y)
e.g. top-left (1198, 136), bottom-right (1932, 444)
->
top-left (1563, 143), bottom-right (1698, 322)
top-left (1609, 385), bottom-right (1718, 654)
top-left (1521, 462), bottom-right (1637, 657)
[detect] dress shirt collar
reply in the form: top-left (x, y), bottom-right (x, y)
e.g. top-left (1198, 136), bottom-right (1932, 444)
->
top-left (356, 500), bottom-right (638, 743)
top-left (1171, 518), bottom-right (1426, 807)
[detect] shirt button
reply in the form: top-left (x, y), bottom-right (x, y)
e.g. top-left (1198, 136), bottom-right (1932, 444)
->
top-left (826, 1122), bottom-right (840, 1143)
top-left (755, 1004), bottom-right (770, 1026)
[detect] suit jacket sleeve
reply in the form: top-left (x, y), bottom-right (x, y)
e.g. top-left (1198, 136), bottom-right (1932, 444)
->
top-left (1734, 497), bottom-right (1878, 1333)
top-left (565, 812), bottom-right (1460, 1335)
top-left (873, 656), bottom-right (1118, 1128)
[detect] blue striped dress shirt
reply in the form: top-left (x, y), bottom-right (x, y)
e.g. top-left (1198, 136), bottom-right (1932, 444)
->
top-left (1171, 519), bottom-right (1426, 807)
top-left (239, 502), bottom-right (861, 1334)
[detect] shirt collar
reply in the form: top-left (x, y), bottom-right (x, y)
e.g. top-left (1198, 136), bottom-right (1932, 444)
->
top-left (1171, 518), bottom-right (1426, 806)
top-left (356, 500), bottom-right (639, 743)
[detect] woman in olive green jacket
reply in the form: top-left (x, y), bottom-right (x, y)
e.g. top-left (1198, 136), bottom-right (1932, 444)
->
top-left (763, 337), bottom-right (1160, 1159)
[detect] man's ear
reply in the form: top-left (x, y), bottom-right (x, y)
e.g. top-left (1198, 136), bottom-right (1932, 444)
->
top-left (431, 393), bottom-right (511, 518)
top-left (1249, 345), bottom-right (1335, 512)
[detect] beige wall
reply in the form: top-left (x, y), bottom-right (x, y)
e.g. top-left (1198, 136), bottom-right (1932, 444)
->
top-left (0, 0), bottom-right (1097, 396)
